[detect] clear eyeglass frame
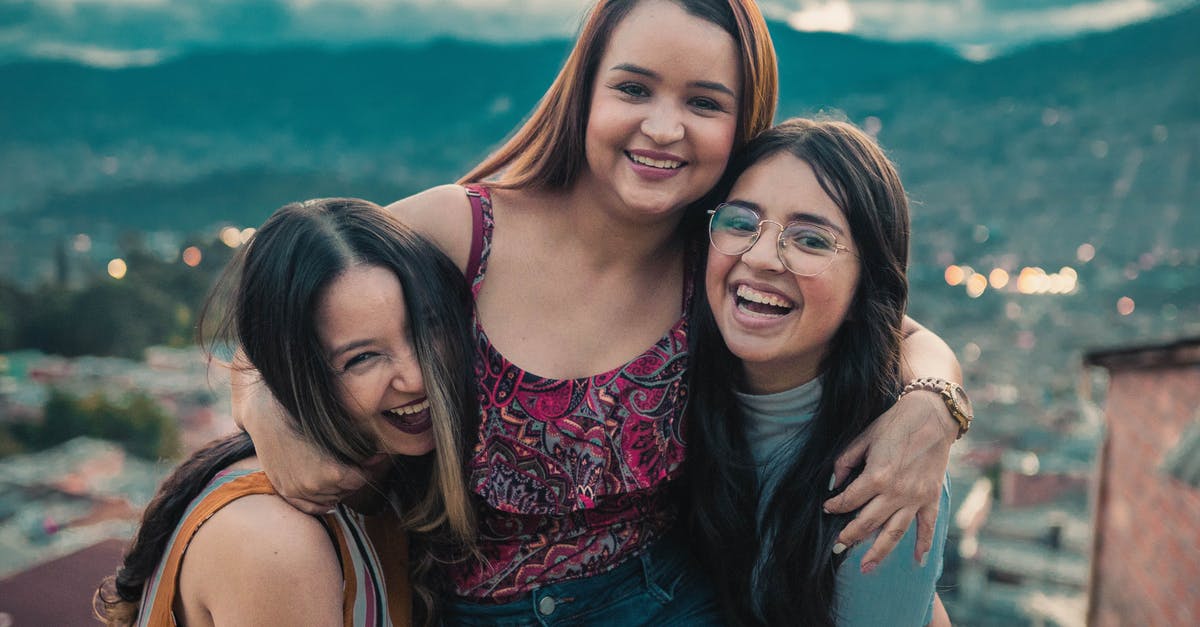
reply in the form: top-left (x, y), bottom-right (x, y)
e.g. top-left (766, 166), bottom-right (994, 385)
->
top-left (706, 202), bottom-right (855, 276)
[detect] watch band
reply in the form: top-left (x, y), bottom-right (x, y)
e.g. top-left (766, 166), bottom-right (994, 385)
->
top-left (899, 377), bottom-right (973, 440)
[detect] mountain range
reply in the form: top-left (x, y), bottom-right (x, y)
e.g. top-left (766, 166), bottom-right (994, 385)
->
top-left (1, 5), bottom-right (1197, 430)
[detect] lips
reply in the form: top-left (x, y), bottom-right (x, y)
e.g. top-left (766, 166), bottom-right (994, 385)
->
top-left (733, 283), bottom-right (797, 318)
top-left (625, 149), bottom-right (687, 180)
top-left (381, 397), bottom-right (432, 435)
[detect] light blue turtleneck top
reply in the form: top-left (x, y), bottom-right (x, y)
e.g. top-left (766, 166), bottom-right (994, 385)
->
top-left (737, 378), bottom-right (950, 626)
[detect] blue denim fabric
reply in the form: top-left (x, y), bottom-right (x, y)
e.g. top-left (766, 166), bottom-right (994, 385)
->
top-left (444, 532), bottom-right (721, 627)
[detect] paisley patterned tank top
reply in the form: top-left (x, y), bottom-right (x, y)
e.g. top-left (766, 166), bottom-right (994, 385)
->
top-left (448, 185), bottom-right (692, 601)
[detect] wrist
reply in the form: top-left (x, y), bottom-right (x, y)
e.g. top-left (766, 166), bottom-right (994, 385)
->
top-left (898, 377), bottom-right (973, 441)
top-left (902, 390), bottom-right (959, 443)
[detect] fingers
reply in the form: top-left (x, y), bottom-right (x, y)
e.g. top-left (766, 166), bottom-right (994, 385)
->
top-left (855, 507), bottom-right (917, 572)
top-left (283, 496), bottom-right (338, 516)
top-left (824, 467), bottom-right (887, 514)
top-left (913, 501), bottom-right (940, 562)
top-left (831, 436), bottom-right (869, 490)
top-left (833, 492), bottom-right (889, 547)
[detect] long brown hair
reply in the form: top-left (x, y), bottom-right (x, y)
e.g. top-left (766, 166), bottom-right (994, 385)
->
top-left (97, 199), bottom-right (478, 626)
top-left (459, 0), bottom-right (777, 191)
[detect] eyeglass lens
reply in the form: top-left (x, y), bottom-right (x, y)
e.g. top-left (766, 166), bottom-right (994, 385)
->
top-left (708, 203), bottom-right (840, 276)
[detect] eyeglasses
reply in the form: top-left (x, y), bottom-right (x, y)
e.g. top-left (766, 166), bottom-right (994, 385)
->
top-left (707, 202), bottom-right (854, 276)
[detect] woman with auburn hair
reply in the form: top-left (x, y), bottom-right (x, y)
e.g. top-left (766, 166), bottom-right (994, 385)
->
top-left (241, 1), bottom-right (965, 623)
top-left (690, 118), bottom-right (954, 626)
top-left (96, 199), bottom-right (477, 626)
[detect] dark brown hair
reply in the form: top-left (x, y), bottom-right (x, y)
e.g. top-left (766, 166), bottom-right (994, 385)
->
top-left (688, 118), bottom-right (911, 625)
top-left (97, 199), bottom-right (478, 626)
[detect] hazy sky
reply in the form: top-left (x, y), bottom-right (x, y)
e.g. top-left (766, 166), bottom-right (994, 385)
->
top-left (2, 0), bottom-right (1195, 67)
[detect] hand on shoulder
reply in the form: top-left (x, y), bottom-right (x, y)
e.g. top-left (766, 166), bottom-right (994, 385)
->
top-left (386, 184), bottom-right (475, 274)
top-left (179, 493), bottom-right (343, 626)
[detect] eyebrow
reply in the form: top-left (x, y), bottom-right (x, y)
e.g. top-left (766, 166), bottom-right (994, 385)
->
top-left (329, 338), bottom-right (373, 360)
top-left (728, 199), bottom-right (848, 237)
top-left (610, 63), bottom-right (737, 98)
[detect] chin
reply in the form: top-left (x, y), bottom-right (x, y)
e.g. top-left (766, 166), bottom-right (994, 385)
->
top-left (387, 435), bottom-right (436, 457)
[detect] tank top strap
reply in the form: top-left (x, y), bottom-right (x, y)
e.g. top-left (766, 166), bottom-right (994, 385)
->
top-left (137, 471), bottom-right (276, 627)
top-left (462, 184), bottom-right (495, 297)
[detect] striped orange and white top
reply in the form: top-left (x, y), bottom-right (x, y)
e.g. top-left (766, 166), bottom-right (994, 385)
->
top-left (136, 469), bottom-right (411, 626)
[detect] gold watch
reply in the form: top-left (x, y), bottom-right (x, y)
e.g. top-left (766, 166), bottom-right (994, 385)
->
top-left (899, 377), bottom-right (973, 440)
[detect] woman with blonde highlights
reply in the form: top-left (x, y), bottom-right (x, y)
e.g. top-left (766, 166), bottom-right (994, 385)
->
top-left (97, 199), bottom-right (477, 626)
top-left (241, 2), bottom-right (965, 623)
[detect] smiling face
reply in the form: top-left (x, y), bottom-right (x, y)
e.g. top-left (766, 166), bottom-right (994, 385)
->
top-left (706, 152), bottom-right (862, 394)
top-left (315, 264), bottom-right (434, 456)
top-left (582, 0), bottom-right (741, 220)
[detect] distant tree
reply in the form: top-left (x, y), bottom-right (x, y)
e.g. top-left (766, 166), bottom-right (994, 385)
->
top-left (14, 388), bottom-right (181, 460)
top-left (10, 234), bottom-right (230, 358)
top-left (0, 279), bottom-right (24, 350)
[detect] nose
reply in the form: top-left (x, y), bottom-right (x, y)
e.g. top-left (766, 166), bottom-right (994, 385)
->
top-left (389, 357), bottom-right (424, 395)
top-left (640, 102), bottom-right (685, 145)
top-left (740, 222), bottom-right (786, 273)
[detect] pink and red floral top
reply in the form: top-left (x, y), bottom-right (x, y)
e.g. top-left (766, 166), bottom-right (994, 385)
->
top-left (447, 186), bottom-right (691, 601)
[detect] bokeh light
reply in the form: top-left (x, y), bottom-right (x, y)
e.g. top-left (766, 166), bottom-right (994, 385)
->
top-left (240, 227), bottom-right (256, 244)
top-left (989, 268), bottom-right (1010, 289)
top-left (1117, 297), bottom-right (1135, 316)
top-left (182, 246), bottom-right (202, 267)
top-left (963, 342), bottom-right (982, 363)
top-left (219, 226), bottom-right (242, 248)
top-left (107, 258), bottom-right (127, 279)
top-left (966, 274), bottom-right (988, 298)
top-left (1076, 243), bottom-right (1095, 263)
top-left (945, 265), bottom-right (966, 286)
top-left (1017, 267), bottom-right (1046, 294)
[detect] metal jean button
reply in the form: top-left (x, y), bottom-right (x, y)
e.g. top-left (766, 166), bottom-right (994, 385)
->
top-left (538, 595), bottom-right (557, 616)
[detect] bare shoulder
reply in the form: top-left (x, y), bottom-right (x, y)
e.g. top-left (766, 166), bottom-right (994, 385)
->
top-left (179, 493), bottom-right (343, 625)
top-left (385, 184), bottom-right (474, 273)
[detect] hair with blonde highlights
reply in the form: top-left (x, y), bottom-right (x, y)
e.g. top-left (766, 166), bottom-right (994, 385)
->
top-left (97, 199), bottom-right (478, 626)
top-left (460, 0), bottom-right (777, 192)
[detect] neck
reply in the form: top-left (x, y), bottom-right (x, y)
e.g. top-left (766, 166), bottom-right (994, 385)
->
top-left (742, 361), bottom-right (821, 395)
top-left (548, 178), bottom-right (690, 270)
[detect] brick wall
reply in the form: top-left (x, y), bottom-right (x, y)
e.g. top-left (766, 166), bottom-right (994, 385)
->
top-left (1001, 470), bottom-right (1089, 508)
top-left (1089, 363), bottom-right (1200, 626)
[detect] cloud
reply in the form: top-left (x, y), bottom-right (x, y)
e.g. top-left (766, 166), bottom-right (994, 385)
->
top-left (0, 0), bottom-right (1193, 67)
top-left (766, 0), bottom-right (1187, 56)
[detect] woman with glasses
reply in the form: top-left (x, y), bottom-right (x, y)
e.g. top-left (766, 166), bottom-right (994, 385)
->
top-left (239, 1), bottom-right (965, 623)
top-left (689, 117), bottom-right (954, 626)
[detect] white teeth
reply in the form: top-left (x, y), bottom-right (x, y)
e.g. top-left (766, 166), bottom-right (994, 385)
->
top-left (736, 285), bottom-right (795, 309)
top-left (385, 399), bottom-right (429, 417)
top-left (629, 153), bottom-right (683, 169)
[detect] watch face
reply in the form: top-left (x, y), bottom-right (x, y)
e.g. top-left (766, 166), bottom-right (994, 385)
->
top-left (951, 386), bottom-right (973, 419)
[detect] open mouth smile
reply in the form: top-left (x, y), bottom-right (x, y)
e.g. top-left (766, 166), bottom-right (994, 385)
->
top-left (625, 151), bottom-right (687, 170)
top-left (734, 284), bottom-right (796, 317)
top-left (382, 397), bottom-right (432, 434)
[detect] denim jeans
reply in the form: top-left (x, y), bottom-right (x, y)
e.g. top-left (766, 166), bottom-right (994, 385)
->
top-left (444, 532), bottom-right (721, 626)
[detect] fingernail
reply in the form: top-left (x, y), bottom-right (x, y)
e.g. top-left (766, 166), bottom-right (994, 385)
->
top-left (920, 552), bottom-right (929, 567)
top-left (832, 542), bottom-right (847, 555)
top-left (822, 505), bottom-right (831, 515)
top-left (828, 473), bottom-right (838, 491)
top-left (861, 561), bottom-right (877, 575)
